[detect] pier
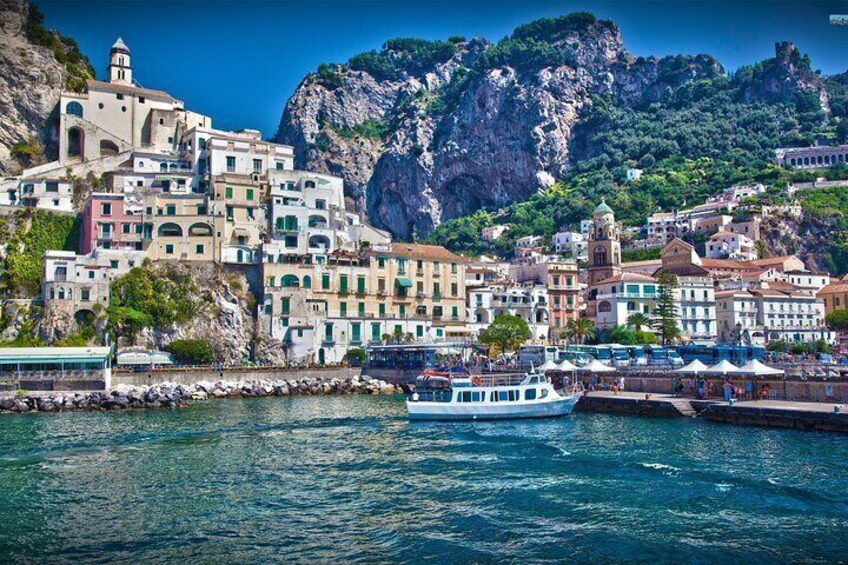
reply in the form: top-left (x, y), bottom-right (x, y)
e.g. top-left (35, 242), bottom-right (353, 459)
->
top-left (576, 391), bottom-right (848, 433)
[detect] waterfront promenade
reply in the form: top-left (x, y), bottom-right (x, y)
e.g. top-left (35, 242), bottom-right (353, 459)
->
top-left (578, 390), bottom-right (848, 433)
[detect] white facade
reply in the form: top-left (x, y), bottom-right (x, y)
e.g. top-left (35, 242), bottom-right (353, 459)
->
top-left (626, 168), bottom-right (643, 181)
top-left (676, 277), bottom-right (717, 342)
top-left (515, 235), bottom-right (543, 257)
top-left (482, 225), bottom-right (509, 242)
top-left (593, 273), bottom-right (658, 330)
top-left (716, 288), bottom-right (829, 345)
top-left (552, 231), bottom-right (587, 260)
top-left (1, 178), bottom-right (73, 211)
top-left (580, 219), bottom-right (594, 236)
top-left (488, 284), bottom-right (550, 340)
top-left (706, 231), bottom-right (757, 261)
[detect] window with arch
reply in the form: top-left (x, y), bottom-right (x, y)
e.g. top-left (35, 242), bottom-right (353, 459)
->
top-left (598, 301), bottom-right (612, 313)
top-left (281, 275), bottom-right (300, 287)
top-left (594, 247), bottom-right (607, 267)
top-left (66, 101), bottom-right (83, 117)
top-left (159, 163), bottom-right (167, 172)
top-left (302, 275), bottom-right (312, 288)
top-left (304, 180), bottom-right (316, 189)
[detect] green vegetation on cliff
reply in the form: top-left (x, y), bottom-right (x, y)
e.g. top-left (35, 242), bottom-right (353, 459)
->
top-left (1, 210), bottom-right (79, 297)
top-left (107, 264), bottom-right (206, 342)
top-left (24, 4), bottom-right (94, 92)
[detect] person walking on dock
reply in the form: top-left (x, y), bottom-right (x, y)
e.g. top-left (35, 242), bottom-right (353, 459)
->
top-left (722, 379), bottom-right (733, 402)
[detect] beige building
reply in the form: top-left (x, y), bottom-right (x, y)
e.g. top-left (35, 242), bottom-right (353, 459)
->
top-left (260, 243), bottom-right (467, 364)
top-left (142, 193), bottom-right (215, 262)
top-left (211, 174), bottom-right (267, 264)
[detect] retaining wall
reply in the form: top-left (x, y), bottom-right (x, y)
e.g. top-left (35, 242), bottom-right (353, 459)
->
top-left (113, 366), bottom-right (361, 387)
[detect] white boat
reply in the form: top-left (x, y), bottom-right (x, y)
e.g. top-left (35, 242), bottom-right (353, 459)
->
top-left (406, 370), bottom-right (583, 421)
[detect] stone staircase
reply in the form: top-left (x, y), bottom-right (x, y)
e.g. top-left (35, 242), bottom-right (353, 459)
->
top-left (665, 397), bottom-right (697, 417)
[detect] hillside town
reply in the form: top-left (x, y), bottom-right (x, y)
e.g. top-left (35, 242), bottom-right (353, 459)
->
top-left (2, 38), bottom-right (848, 367)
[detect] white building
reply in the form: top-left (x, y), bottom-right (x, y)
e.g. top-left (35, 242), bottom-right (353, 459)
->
top-left (706, 231), bottom-right (757, 261)
top-left (488, 283), bottom-right (550, 341)
top-left (626, 168), bottom-right (643, 182)
top-left (715, 288), bottom-right (830, 345)
top-left (1, 178), bottom-right (74, 211)
top-left (551, 231), bottom-right (587, 260)
top-left (515, 235), bottom-right (543, 257)
top-left (482, 225), bottom-right (509, 242)
top-left (592, 272), bottom-right (658, 330)
top-left (580, 219), bottom-right (594, 236)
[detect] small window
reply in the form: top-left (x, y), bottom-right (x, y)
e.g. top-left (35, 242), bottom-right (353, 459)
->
top-left (165, 244), bottom-right (174, 254)
top-left (116, 93), bottom-right (124, 100)
top-left (121, 106), bottom-right (126, 112)
top-left (525, 388), bottom-right (537, 401)
top-left (196, 244), bottom-right (205, 254)
top-left (98, 103), bottom-right (104, 110)
top-left (139, 96), bottom-right (145, 104)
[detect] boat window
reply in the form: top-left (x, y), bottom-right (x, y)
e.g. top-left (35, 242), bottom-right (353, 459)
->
top-left (525, 388), bottom-right (537, 401)
top-left (540, 389), bottom-right (549, 399)
top-left (498, 390), bottom-right (508, 402)
top-left (490, 391), bottom-right (499, 403)
top-left (471, 391), bottom-right (482, 402)
top-left (460, 391), bottom-right (472, 403)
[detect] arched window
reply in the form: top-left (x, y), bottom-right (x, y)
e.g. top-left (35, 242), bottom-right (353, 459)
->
top-left (594, 247), bottom-right (607, 267)
top-left (160, 163), bottom-right (167, 172)
top-left (188, 223), bottom-right (212, 237)
top-left (169, 163), bottom-right (177, 172)
top-left (790, 158), bottom-right (796, 166)
top-left (598, 301), bottom-right (611, 313)
top-left (99, 140), bottom-right (119, 157)
top-left (66, 101), bottom-right (83, 117)
top-left (158, 223), bottom-right (183, 237)
top-left (281, 275), bottom-right (299, 287)
top-left (58, 288), bottom-right (65, 300)
top-left (67, 127), bottom-right (84, 159)
top-left (304, 180), bottom-right (316, 189)
top-left (302, 275), bottom-right (312, 288)
top-left (804, 157), bottom-right (810, 166)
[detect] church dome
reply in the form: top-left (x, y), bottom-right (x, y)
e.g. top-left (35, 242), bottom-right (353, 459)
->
top-left (593, 199), bottom-right (613, 215)
top-left (111, 37), bottom-right (130, 54)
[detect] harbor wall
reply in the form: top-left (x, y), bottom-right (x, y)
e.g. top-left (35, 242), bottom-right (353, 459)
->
top-left (112, 366), bottom-right (361, 387)
top-left (597, 375), bottom-right (848, 403)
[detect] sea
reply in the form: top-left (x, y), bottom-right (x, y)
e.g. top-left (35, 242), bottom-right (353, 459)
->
top-left (1, 395), bottom-right (847, 564)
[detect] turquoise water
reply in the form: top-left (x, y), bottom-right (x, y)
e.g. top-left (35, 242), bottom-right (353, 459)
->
top-left (1, 396), bottom-right (847, 564)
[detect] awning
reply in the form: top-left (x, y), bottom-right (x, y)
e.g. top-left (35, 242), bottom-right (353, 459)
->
top-left (395, 278), bottom-right (413, 288)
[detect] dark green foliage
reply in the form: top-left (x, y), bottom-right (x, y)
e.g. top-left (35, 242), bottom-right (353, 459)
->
top-left (315, 63), bottom-right (345, 89)
top-left (313, 133), bottom-right (331, 152)
top-left (480, 314), bottom-right (531, 355)
top-left (603, 325), bottom-right (636, 345)
top-left (168, 339), bottom-right (214, 365)
top-left (348, 38), bottom-right (458, 82)
top-left (344, 347), bottom-right (367, 366)
top-left (477, 37), bottom-right (573, 75)
top-left (826, 309), bottom-right (848, 331)
top-left (0, 310), bottom-right (45, 347)
top-left (24, 4), bottom-right (94, 92)
top-left (330, 119), bottom-right (390, 140)
top-left (511, 12), bottom-right (598, 42)
top-left (621, 247), bottom-right (662, 262)
top-left (653, 269), bottom-right (681, 345)
top-left (10, 137), bottom-right (45, 167)
top-left (2, 210), bottom-right (79, 297)
top-left (108, 266), bottom-right (202, 342)
top-left (801, 186), bottom-right (848, 275)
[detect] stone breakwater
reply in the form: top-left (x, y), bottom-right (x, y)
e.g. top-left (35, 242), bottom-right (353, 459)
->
top-left (0, 375), bottom-right (401, 414)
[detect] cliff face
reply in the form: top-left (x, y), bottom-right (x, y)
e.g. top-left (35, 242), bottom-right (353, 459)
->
top-left (0, 0), bottom-right (68, 173)
top-left (276, 15), bottom-right (742, 239)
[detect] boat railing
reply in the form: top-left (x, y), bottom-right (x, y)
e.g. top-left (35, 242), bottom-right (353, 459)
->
top-left (469, 373), bottom-right (536, 387)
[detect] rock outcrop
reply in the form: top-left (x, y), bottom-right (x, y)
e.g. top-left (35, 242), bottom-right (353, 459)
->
top-left (0, 0), bottom-right (67, 173)
top-left (277, 16), bottom-right (829, 240)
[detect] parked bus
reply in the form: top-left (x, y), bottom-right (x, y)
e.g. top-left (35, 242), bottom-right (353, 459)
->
top-left (517, 345), bottom-right (558, 366)
top-left (624, 346), bottom-right (648, 366)
top-left (676, 344), bottom-right (765, 365)
top-left (645, 345), bottom-right (671, 366)
top-left (608, 345), bottom-right (633, 367)
top-left (556, 348), bottom-right (594, 367)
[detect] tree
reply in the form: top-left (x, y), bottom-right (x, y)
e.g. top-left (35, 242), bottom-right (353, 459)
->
top-left (826, 309), bottom-right (848, 332)
top-left (605, 325), bottom-right (636, 345)
top-left (653, 269), bottom-right (681, 345)
top-left (562, 317), bottom-right (595, 345)
top-left (626, 312), bottom-right (650, 332)
top-left (634, 330), bottom-right (657, 344)
top-left (344, 347), bottom-right (367, 367)
top-left (167, 339), bottom-right (214, 365)
top-left (480, 314), bottom-right (531, 356)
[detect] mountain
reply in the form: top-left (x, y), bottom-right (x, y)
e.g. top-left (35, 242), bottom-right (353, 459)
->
top-left (0, 0), bottom-right (93, 174)
top-left (276, 13), bottom-right (838, 240)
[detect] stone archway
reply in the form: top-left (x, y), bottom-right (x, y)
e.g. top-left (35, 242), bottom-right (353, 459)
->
top-left (68, 127), bottom-right (84, 160)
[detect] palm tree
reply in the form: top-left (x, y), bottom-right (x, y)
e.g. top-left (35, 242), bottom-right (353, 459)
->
top-left (627, 313), bottom-right (650, 332)
top-left (562, 317), bottom-right (596, 345)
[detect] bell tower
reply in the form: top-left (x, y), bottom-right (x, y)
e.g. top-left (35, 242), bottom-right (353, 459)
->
top-left (586, 199), bottom-right (622, 287)
top-left (108, 37), bottom-right (132, 85)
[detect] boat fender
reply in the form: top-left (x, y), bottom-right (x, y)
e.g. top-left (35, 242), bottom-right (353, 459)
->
top-left (472, 376), bottom-right (482, 386)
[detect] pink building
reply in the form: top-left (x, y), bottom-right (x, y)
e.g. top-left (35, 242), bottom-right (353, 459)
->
top-left (81, 193), bottom-right (143, 254)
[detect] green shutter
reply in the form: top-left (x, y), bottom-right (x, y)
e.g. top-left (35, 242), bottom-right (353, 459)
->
top-left (352, 323), bottom-right (361, 342)
top-left (358, 302), bottom-right (365, 317)
top-left (379, 303), bottom-right (386, 317)
top-left (340, 275), bottom-right (348, 293)
top-left (357, 277), bottom-right (366, 294)
top-left (322, 273), bottom-right (330, 289)
top-left (340, 302), bottom-right (347, 317)
top-left (225, 186), bottom-right (233, 199)
top-left (371, 323), bottom-right (381, 342)
top-left (246, 188), bottom-right (254, 201)
top-left (281, 297), bottom-right (290, 314)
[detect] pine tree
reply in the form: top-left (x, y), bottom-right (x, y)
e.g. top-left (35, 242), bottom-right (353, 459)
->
top-left (653, 269), bottom-right (681, 345)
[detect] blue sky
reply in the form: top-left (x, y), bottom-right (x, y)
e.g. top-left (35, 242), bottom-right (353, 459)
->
top-left (37, 0), bottom-right (848, 136)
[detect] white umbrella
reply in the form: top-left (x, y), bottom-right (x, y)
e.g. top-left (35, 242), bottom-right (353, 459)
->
top-left (556, 359), bottom-right (578, 372)
top-left (675, 359), bottom-right (709, 374)
top-left (737, 359), bottom-right (784, 376)
top-left (539, 360), bottom-right (558, 373)
top-left (577, 359), bottom-right (616, 372)
top-left (703, 360), bottom-right (741, 375)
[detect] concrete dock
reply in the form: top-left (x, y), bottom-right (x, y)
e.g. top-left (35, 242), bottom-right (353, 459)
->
top-left (576, 391), bottom-right (848, 433)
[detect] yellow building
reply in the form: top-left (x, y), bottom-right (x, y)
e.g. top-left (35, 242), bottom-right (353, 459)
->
top-left (142, 193), bottom-right (214, 262)
top-left (210, 174), bottom-right (267, 264)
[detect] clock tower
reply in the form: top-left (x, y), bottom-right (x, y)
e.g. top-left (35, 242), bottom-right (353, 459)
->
top-left (586, 199), bottom-right (622, 287)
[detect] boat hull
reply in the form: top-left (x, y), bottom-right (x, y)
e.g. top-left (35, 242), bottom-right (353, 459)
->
top-left (406, 393), bottom-right (581, 421)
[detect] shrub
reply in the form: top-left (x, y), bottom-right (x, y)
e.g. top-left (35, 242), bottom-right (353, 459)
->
top-left (344, 347), bottom-right (367, 366)
top-left (331, 119), bottom-right (391, 140)
top-left (168, 339), bottom-right (214, 365)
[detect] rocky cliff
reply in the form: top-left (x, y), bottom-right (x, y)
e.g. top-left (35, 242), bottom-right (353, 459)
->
top-left (0, 0), bottom-right (93, 174)
top-left (277, 13), bottom-right (823, 240)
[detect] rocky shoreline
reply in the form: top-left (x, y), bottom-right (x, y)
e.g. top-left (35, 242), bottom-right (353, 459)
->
top-left (0, 375), bottom-right (401, 414)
